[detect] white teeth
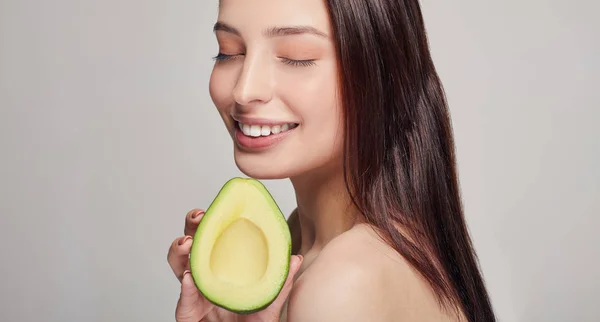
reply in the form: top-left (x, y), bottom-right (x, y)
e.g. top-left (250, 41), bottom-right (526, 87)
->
top-left (237, 122), bottom-right (297, 137)
top-left (250, 125), bottom-right (261, 137)
top-left (242, 124), bottom-right (251, 136)
top-left (260, 125), bottom-right (270, 136)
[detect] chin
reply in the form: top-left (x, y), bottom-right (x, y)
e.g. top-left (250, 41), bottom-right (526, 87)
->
top-left (233, 145), bottom-right (322, 180)
top-left (233, 150), bottom-right (296, 180)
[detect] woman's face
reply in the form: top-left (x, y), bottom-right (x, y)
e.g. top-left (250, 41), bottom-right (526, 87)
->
top-left (209, 0), bottom-right (344, 179)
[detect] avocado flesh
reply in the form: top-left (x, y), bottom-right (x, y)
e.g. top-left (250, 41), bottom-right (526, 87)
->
top-left (189, 177), bottom-right (292, 314)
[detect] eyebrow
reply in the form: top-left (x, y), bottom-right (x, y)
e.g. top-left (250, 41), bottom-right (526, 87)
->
top-left (213, 21), bottom-right (328, 38)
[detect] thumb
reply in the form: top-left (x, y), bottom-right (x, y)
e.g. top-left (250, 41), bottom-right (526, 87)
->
top-left (264, 255), bottom-right (304, 317)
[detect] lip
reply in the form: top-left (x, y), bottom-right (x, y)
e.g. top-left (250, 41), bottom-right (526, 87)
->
top-left (233, 123), bottom-right (297, 151)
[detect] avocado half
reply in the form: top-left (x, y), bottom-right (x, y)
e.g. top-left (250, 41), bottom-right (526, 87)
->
top-left (189, 177), bottom-right (292, 314)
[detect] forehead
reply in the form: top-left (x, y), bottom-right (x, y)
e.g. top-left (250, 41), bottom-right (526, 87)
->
top-left (217, 0), bottom-right (332, 36)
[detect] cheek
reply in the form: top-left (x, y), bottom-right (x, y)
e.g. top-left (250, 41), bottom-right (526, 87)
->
top-left (282, 66), bottom-right (343, 136)
top-left (277, 65), bottom-right (345, 160)
top-left (209, 66), bottom-right (236, 111)
top-left (276, 63), bottom-right (340, 125)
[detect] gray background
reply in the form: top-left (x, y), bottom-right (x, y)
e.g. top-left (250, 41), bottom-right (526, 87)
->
top-left (1, 0), bottom-right (598, 321)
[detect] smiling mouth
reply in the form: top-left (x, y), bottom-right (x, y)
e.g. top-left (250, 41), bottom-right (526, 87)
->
top-left (236, 121), bottom-right (299, 137)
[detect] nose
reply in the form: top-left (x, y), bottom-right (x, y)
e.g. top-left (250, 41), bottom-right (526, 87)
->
top-left (232, 54), bottom-right (273, 106)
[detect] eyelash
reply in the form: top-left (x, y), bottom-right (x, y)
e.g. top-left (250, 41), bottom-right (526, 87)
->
top-left (213, 53), bottom-right (316, 67)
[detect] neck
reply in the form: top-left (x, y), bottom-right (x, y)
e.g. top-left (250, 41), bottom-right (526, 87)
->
top-left (289, 163), bottom-right (361, 253)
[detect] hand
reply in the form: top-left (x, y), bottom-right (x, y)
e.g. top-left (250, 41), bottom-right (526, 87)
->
top-left (168, 208), bottom-right (303, 322)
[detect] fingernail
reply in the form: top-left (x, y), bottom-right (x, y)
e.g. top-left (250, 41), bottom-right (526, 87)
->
top-left (182, 270), bottom-right (190, 279)
top-left (178, 236), bottom-right (192, 245)
top-left (295, 255), bottom-right (304, 266)
top-left (192, 210), bottom-right (204, 218)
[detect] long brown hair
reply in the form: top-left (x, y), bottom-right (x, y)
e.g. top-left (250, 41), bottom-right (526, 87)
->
top-left (326, 1), bottom-right (496, 321)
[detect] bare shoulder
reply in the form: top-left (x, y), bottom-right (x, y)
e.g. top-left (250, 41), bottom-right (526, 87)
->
top-left (286, 224), bottom-right (464, 322)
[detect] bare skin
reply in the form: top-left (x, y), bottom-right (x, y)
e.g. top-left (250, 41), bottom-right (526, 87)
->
top-left (282, 210), bottom-right (466, 322)
top-left (167, 0), bottom-right (467, 320)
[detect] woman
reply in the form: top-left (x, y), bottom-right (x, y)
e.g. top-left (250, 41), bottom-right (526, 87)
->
top-left (168, 0), bottom-right (497, 321)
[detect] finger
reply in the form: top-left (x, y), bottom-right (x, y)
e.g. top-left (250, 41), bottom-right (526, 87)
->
top-left (184, 208), bottom-right (205, 237)
top-left (265, 255), bottom-right (304, 314)
top-left (167, 235), bottom-right (194, 281)
top-left (175, 270), bottom-right (214, 322)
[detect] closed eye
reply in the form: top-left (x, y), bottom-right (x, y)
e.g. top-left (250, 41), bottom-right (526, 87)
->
top-left (213, 53), bottom-right (243, 61)
top-left (280, 58), bottom-right (316, 67)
